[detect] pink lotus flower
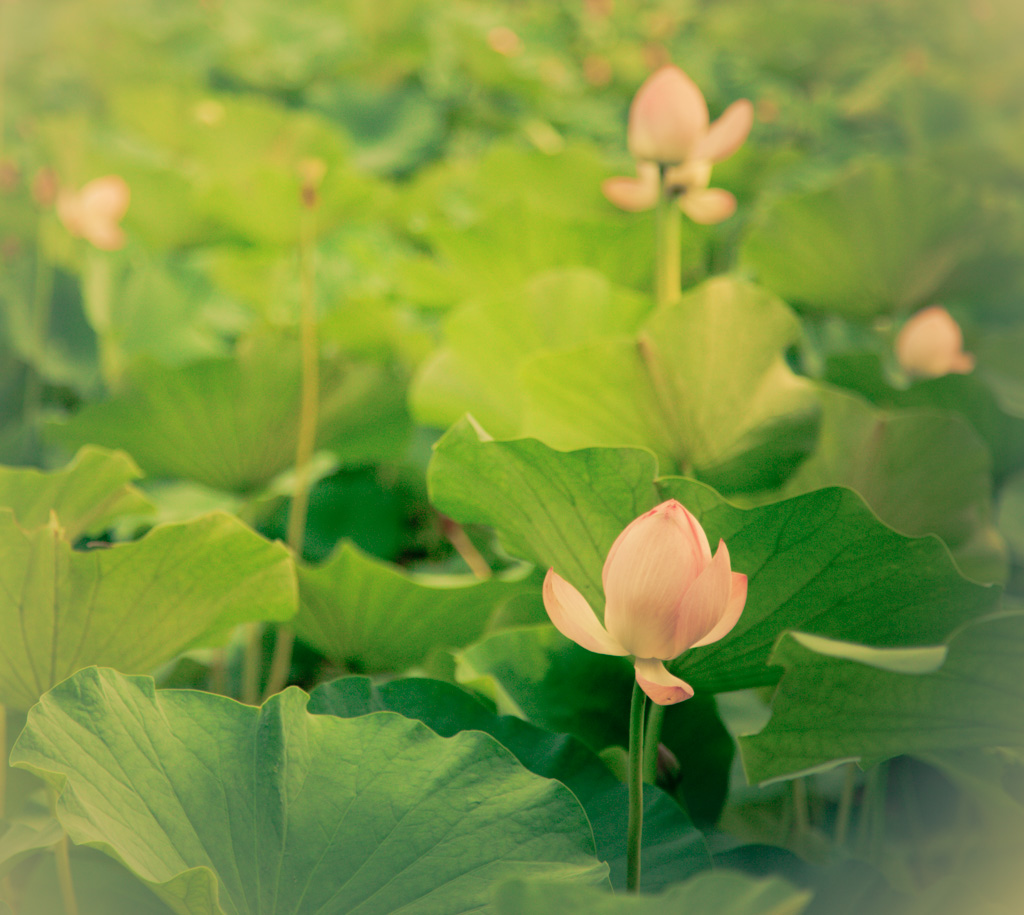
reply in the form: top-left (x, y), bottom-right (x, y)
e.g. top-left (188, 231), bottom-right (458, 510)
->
top-left (543, 500), bottom-right (747, 705)
top-left (56, 175), bottom-right (130, 251)
top-left (895, 306), bottom-right (975, 378)
top-left (603, 66), bottom-right (753, 224)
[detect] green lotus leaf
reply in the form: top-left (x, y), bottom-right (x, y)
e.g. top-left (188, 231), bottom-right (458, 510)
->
top-left (309, 675), bottom-right (711, 891)
top-left (292, 541), bottom-right (538, 672)
top-left (0, 510), bottom-right (295, 710)
top-left (0, 445), bottom-right (152, 540)
top-left (52, 341), bottom-right (410, 493)
top-left (11, 668), bottom-right (608, 915)
top-left (783, 386), bottom-right (1004, 582)
top-left (740, 160), bottom-right (977, 316)
top-left (740, 612), bottom-right (1024, 783)
top-left (520, 277), bottom-right (819, 490)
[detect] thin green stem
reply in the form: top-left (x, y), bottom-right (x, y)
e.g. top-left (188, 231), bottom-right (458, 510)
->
top-left (0, 703), bottom-right (6, 820)
top-left (49, 787), bottom-right (80, 915)
top-left (23, 219), bottom-right (55, 450)
top-left (834, 762), bottom-right (857, 849)
top-left (242, 622), bottom-right (263, 705)
top-left (83, 250), bottom-right (124, 391)
top-left (264, 184), bottom-right (320, 701)
top-left (792, 777), bottom-right (810, 839)
top-left (642, 701), bottom-right (664, 784)
top-left (654, 166), bottom-right (682, 307)
top-left (627, 681), bottom-right (647, 893)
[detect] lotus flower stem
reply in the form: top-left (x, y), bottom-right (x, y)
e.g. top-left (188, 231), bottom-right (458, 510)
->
top-left (654, 166), bottom-right (682, 307)
top-left (49, 787), bottom-right (81, 915)
top-left (792, 776), bottom-right (810, 838)
top-left (642, 702), bottom-right (665, 784)
top-left (627, 680), bottom-right (647, 892)
top-left (22, 217), bottom-right (55, 451)
top-left (84, 250), bottom-right (125, 391)
top-left (264, 170), bottom-right (322, 702)
top-left (0, 703), bottom-right (6, 819)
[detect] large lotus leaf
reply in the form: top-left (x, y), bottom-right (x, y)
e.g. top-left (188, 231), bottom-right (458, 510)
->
top-left (740, 612), bottom-right (1024, 784)
top-left (11, 668), bottom-right (608, 915)
top-left (309, 676), bottom-right (710, 891)
top-left (0, 446), bottom-right (152, 540)
top-left (520, 277), bottom-right (819, 490)
top-left (0, 510), bottom-right (295, 710)
top-left (783, 387), bottom-right (1004, 582)
top-left (739, 161), bottom-right (977, 316)
top-left (292, 541), bottom-right (537, 672)
top-left (411, 268), bottom-right (652, 437)
top-left (52, 341), bottom-right (410, 493)
top-left (494, 872), bottom-right (811, 915)
top-left (973, 323), bottom-right (1024, 417)
top-left (428, 418), bottom-right (659, 609)
top-left (430, 421), bottom-right (999, 694)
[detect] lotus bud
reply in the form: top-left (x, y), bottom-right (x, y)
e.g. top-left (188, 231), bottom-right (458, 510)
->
top-left (543, 500), bottom-right (747, 706)
top-left (896, 306), bottom-right (975, 378)
top-left (56, 175), bottom-right (130, 251)
top-left (627, 66), bottom-right (709, 165)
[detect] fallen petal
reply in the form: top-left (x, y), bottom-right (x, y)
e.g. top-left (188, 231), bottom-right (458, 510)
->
top-left (693, 99), bottom-right (754, 163)
top-left (543, 569), bottom-right (629, 656)
top-left (680, 187), bottom-right (737, 224)
top-left (634, 658), bottom-right (694, 705)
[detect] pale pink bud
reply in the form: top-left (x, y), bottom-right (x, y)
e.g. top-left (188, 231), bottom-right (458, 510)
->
top-left (627, 66), bottom-right (709, 164)
top-left (542, 500), bottom-right (747, 706)
top-left (56, 175), bottom-right (130, 251)
top-left (895, 306), bottom-right (975, 378)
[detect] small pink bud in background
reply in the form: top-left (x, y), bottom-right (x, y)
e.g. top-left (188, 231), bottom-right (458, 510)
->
top-left (895, 306), bottom-right (975, 378)
top-left (56, 175), bottom-right (130, 251)
top-left (542, 500), bottom-right (747, 706)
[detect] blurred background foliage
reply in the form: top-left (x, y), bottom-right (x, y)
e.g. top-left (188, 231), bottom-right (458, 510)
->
top-left (3, 0), bottom-right (1024, 910)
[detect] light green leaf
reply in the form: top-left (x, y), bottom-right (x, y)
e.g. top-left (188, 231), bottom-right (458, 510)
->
top-left (52, 341), bottom-right (410, 493)
top-left (520, 277), bottom-right (819, 490)
top-left (494, 871), bottom-right (811, 915)
top-left (783, 387), bottom-right (1005, 582)
top-left (740, 160), bottom-right (976, 316)
top-left (430, 424), bottom-right (999, 693)
top-left (411, 268), bottom-right (651, 437)
top-left (0, 510), bottom-right (295, 710)
top-left (428, 418), bottom-right (659, 609)
top-left (292, 542), bottom-right (537, 672)
top-left (0, 446), bottom-right (152, 540)
top-left (12, 668), bottom-right (608, 915)
top-left (309, 676), bottom-right (711, 891)
top-left (740, 613), bottom-right (1024, 784)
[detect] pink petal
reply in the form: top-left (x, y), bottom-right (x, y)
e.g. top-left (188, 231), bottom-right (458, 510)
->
top-left (627, 66), bottom-right (709, 164)
top-left (692, 99), bottom-right (754, 163)
top-left (543, 569), bottom-right (628, 656)
top-left (690, 571), bottom-right (747, 649)
top-left (680, 187), bottom-right (737, 224)
top-left (80, 175), bottom-right (131, 223)
top-left (603, 500), bottom-right (712, 659)
top-left (601, 168), bottom-right (659, 212)
top-left (634, 658), bottom-right (694, 705)
top-left (671, 540), bottom-right (735, 654)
